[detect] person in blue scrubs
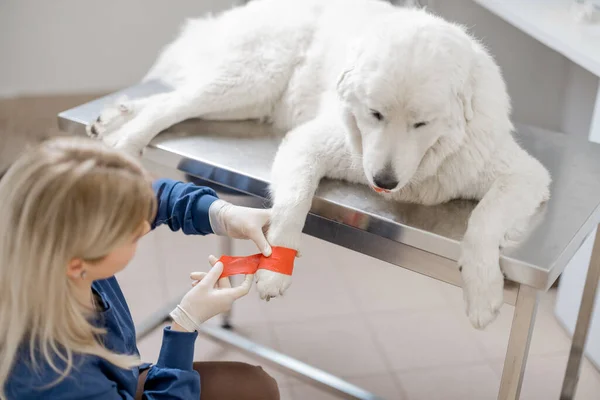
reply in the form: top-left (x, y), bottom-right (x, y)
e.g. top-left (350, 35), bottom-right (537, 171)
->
top-left (0, 137), bottom-right (280, 400)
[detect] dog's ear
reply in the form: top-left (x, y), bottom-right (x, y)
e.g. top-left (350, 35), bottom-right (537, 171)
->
top-left (340, 105), bottom-right (363, 155)
top-left (336, 67), bottom-right (355, 101)
top-left (336, 67), bottom-right (363, 153)
top-left (458, 75), bottom-right (474, 122)
top-left (337, 38), bottom-right (363, 100)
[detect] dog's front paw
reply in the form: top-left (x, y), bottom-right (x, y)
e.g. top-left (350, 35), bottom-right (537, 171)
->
top-left (255, 269), bottom-right (292, 300)
top-left (86, 96), bottom-right (134, 139)
top-left (257, 209), bottom-right (303, 300)
top-left (460, 242), bottom-right (504, 329)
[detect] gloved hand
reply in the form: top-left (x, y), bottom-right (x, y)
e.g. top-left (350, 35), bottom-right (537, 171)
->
top-left (209, 200), bottom-right (272, 256)
top-left (169, 256), bottom-right (253, 332)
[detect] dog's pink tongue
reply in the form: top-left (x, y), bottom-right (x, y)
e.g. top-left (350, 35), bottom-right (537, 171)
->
top-left (372, 186), bottom-right (390, 194)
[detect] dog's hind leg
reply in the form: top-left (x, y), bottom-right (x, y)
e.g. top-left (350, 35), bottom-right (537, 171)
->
top-left (95, 52), bottom-right (296, 156)
top-left (254, 116), bottom-right (362, 299)
top-left (93, 89), bottom-right (201, 156)
top-left (86, 94), bottom-right (168, 140)
top-left (88, 7), bottom-right (313, 155)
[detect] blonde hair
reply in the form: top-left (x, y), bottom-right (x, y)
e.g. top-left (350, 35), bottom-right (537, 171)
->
top-left (0, 137), bottom-right (157, 399)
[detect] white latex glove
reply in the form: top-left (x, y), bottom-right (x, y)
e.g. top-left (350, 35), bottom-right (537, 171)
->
top-left (169, 256), bottom-right (253, 332)
top-left (209, 199), bottom-right (272, 256)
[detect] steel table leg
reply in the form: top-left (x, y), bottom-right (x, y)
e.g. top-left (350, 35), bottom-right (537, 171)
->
top-left (219, 236), bottom-right (234, 329)
top-left (560, 226), bottom-right (600, 400)
top-left (498, 284), bottom-right (539, 400)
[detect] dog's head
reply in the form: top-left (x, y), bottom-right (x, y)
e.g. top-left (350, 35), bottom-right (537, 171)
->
top-left (336, 10), bottom-right (494, 193)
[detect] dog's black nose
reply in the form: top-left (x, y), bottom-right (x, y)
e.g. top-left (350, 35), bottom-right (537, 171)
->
top-left (373, 167), bottom-right (399, 190)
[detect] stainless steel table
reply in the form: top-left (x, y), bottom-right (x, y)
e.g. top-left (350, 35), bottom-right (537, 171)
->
top-left (58, 81), bottom-right (600, 400)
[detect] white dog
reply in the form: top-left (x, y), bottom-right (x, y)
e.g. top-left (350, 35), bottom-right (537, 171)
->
top-left (87, 0), bottom-right (551, 329)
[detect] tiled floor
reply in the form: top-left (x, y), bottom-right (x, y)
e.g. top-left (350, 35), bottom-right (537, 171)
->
top-left (122, 228), bottom-right (600, 400)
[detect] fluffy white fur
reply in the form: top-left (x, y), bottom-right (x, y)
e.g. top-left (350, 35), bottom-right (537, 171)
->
top-left (87, 0), bottom-right (551, 329)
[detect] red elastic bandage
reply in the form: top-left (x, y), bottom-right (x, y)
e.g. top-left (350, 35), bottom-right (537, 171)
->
top-left (218, 246), bottom-right (297, 279)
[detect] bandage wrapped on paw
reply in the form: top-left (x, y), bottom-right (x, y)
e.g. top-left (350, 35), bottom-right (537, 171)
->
top-left (218, 246), bottom-right (297, 278)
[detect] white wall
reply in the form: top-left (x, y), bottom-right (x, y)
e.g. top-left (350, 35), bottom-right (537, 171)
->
top-left (0, 0), bottom-right (240, 97)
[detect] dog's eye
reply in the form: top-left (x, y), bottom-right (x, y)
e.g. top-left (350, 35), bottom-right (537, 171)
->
top-left (370, 110), bottom-right (384, 121)
top-left (413, 121), bottom-right (428, 129)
